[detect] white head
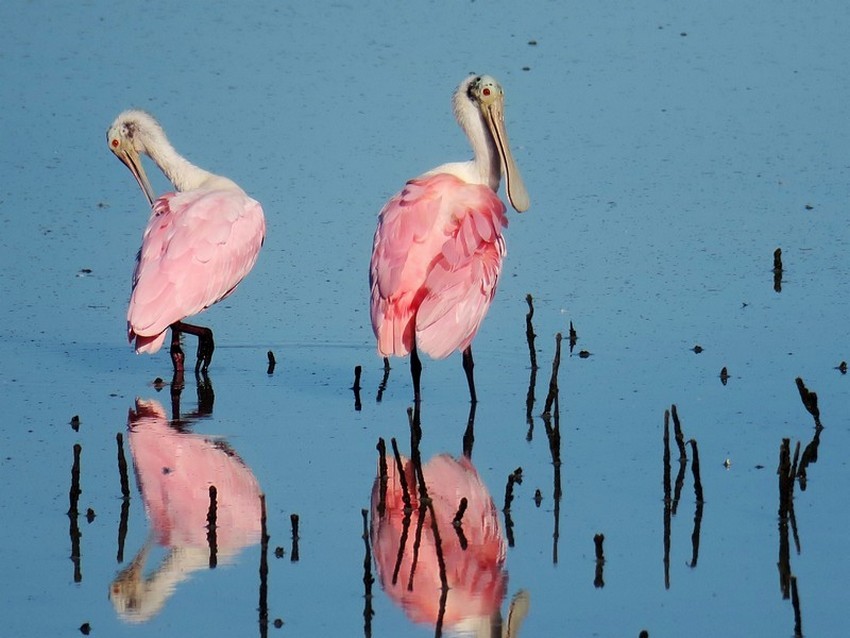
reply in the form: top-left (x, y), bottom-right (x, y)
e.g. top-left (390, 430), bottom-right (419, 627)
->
top-left (107, 110), bottom-right (161, 206)
top-left (454, 75), bottom-right (530, 213)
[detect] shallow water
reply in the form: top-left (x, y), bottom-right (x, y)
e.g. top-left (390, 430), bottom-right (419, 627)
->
top-left (1, 1), bottom-right (849, 636)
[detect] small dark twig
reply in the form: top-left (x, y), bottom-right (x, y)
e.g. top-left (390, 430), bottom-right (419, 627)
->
top-left (207, 485), bottom-right (218, 568)
top-left (795, 377), bottom-right (822, 429)
top-left (525, 294), bottom-right (538, 371)
top-left (593, 533), bottom-right (605, 588)
top-left (671, 404), bottom-right (687, 460)
top-left (689, 439), bottom-right (704, 504)
top-left (773, 248), bottom-right (783, 293)
top-left (352, 365), bottom-right (362, 411)
top-left (543, 333), bottom-right (562, 416)
top-left (290, 514), bottom-right (300, 562)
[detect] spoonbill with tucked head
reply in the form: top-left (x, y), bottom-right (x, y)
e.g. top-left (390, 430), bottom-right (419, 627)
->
top-left (107, 110), bottom-right (266, 373)
top-left (369, 74), bottom-right (530, 402)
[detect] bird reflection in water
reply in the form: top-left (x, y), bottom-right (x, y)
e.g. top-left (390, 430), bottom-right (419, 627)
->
top-left (370, 449), bottom-right (528, 636)
top-left (110, 397), bottom-right (262, 623)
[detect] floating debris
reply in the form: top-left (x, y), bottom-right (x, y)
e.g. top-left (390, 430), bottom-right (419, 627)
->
top-left (720, 367), bottom-right (729, 385)
top-left (70, 415), bottom-right (80, 432)
top-left (267, 350), bottom-right (276, 374)
top-left (692, 345), bottom-right (703, 354)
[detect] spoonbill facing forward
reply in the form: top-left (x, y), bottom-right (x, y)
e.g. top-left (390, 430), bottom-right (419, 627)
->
top-left (369, 74), bottom-right (530, 402)
top-left (107, 110), bottom-right (266, 373)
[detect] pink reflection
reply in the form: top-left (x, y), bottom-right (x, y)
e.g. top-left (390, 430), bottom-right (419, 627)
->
top-left (371, 453), bottom-right (507, 631)
top-left (111, 398), bottom-right (261, 622)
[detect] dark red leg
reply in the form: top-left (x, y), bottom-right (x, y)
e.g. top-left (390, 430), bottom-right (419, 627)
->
top-left (171, 321), bottom-right (215, 373)
top-left (411, 345), bottom-right (422, 403)
top-left (462, 346), bottom-right (477, 404)
top-left (170, 327), bottom-right (185, 373)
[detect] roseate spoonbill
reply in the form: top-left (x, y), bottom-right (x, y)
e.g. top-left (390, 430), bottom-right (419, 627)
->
top-left (107, 110), bottom-right (265, 373)
top-left (369, 75), bottom-right (530, 402)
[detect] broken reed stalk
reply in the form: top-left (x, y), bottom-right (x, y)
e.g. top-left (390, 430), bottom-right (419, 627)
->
top-left (777, 438), bottom-right (798, 519)
top-left (267, 350), bottom-right (276, 374)
top-left (390, 438), bottom-right (412, 511)
top-left (543, 333), bottom-right (562, 416)
top-left (207, 485), bottom-right (218, 568)
top-left (503, 467), bottom-right (523, 513)
top-left (663, 409), bottom-right (672, 589)
top-left (376, 357), bottom-right (390, 403)
top-left (689, 439), bottom-right (704, 504)
top-left (258, 493), bottom-right (269, 637)
top-left (525, 294), bottom-right (538, 371)
top-left (290, 514), bottom-right (300, 562)
top-left (375, 438), bottom-right (388, 518)
top-left (503, 467), bottom-right (522, 549)
top-left (568, 321), bottom-right (577, 352)
top-left (794, 377), bottom-right (822, 428)
top-left (671, 405), bottom-right (687, 460)
top-left (361, 508), bottom-right (374, 637)
top-left (791, 575), bottom-right (803, 637)
top-left (773, 248), bottom-right (783, 293)
top-left (116, 433), bottom-right (130, 499)
top-left (68, 443), bottom-right (83, 583)
top-left (117, 497), bottom-right (130, 564)
top-left (593, 533), bottom-right (605, 588)
top-left (353, 365), bottom-right (363, 411)
top-left (69, 443), bottom-right (82, 515)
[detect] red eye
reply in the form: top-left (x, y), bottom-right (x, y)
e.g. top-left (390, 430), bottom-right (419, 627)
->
top-left (483, 87), bottom-right (491, 96)
top-left (111, 139), bottom-right (119, 148)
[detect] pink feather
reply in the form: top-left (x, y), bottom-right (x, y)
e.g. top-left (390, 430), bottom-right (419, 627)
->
top-left (128, 189), bottom-right (265, 353)
top-left (369, 173), bottom-right (508, 359)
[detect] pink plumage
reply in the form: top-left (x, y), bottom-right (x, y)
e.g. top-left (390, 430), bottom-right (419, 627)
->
top-left (367, 75), bottom-right (529, 400)
top-left (107, 109), bottom-right (266, 372)
top-left (128, 189), bottom-right (265, 354)
top-left (369, 174), bottom-right (507, 360)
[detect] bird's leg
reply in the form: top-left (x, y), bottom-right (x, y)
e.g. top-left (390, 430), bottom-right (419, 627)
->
top-left (170, 367), bottom-right (185, 422)
top-left (169, 326), bottom-right (185, 373)
top-left (462, 346), bottom-right (478, 404)
top-left (196, 369), bottom-right (215, 417)
top-left (172, 321), bottom-right (215, 373)
top-left (410, 346), bottom-right (422, 402)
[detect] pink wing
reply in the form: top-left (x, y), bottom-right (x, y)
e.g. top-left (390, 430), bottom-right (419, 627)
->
top-left (128, 189), bottom-right (265, 353)
top-left (369, 173), bottom-right (507, 359)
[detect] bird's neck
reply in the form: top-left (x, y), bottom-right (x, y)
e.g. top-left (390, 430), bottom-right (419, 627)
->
top-left (145, 132), bottom-right (229, 193)
top-left (466, 112), bottom-right (502, 192)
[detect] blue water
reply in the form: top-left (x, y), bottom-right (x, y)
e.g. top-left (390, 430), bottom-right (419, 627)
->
top-left (1, 1), bottom-right (848, 636)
